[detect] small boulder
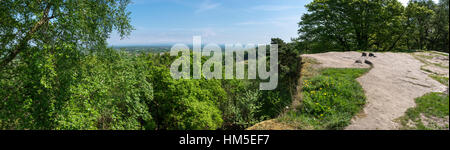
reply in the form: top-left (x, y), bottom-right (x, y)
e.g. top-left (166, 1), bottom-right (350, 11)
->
top-left (364, 60), bottom-right (373, 65)
top-left (355, 60), bottom-right (363, 64)
top-left (362, 52), bottom-right (367, 57)
top-left (369, 53), bottom-right (376, 57)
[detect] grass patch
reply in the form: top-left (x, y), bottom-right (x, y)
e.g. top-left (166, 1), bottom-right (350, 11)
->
top-left (430, 75), bottom-right (449, 86)
top-left (413, 52), bottom-right (449, 85)
top-left (432, 62), bottom-right (449, 69)
top-left (397, 93), bottom-right (449, 130)
top-left (278, 68), bottom-right (369, 130)
top-left (428, 51), bottom-right (449, 57)
top-left (416, 54), bottom-right (435, 59)
top-left (413, 52), bottom-right (449, 69)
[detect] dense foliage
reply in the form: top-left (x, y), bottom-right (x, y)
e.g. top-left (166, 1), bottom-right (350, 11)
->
top-left (0, 0), bottom-right (133, 68)
top-left (113, 46), bottom-right (171, 54)
top-left (257, 38), bottom-right (302, 118)
top-left (1, 47), bottom-right (154, 129)
top-left (298, 0), bottom-right (449, 53)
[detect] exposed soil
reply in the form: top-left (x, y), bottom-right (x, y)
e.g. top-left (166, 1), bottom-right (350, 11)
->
top-left (246, 119), bottom-right (297, 130)
top-left (302, 52), bottom-right (372, 69)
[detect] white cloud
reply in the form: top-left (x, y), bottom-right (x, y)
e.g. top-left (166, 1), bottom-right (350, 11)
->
top-left (195, 0), bottom-right (221, 14)
top-left (235, 16), bottom-right (299, 27)
top-left (251, 5), bottom-right (303, 11)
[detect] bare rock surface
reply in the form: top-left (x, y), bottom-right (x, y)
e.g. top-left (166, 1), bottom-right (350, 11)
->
top-left (302, 52), bottom-right (448, 130)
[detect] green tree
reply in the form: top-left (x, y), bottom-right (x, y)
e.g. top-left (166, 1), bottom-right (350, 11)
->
top-left (148, 64), bottom-right (225, 130)
top-left (404, 0), bottom-right (436, 50)
top-left (0, 0), bottom-right (136, 129)
top-left (55, 49), bottom-right (155, 130)
top-left (298, 0), bottom-right (406, 52)
top-left (257, 39), bottom-right (301, 118)
top-left (431, 0), bottom-right (449, 52)
top-left (402, 0), bottom-right (449, 52)
top-left (0, 0), bottom-right (133, 68)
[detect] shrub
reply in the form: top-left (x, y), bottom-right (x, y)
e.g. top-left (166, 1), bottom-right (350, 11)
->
top-left (279, 68), bottom-right (369, 130)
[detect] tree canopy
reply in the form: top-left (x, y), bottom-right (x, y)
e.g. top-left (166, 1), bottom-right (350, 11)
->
top-left (0, 0), bottom-right (133, 68)
top-left (298, 0), bottom-right (449, 53)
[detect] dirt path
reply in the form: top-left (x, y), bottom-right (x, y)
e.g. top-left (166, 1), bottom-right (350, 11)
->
top-left (303, 52), bottom-right (448, 130)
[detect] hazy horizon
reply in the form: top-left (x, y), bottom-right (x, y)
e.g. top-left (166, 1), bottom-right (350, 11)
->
top-left (107, 0), bottom-right (310, 46)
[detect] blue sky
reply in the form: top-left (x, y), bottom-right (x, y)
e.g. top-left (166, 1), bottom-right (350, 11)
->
top-left (107, 0), bottom-right (311, 46)
top-left (107, 0), bottom-right (435, 46)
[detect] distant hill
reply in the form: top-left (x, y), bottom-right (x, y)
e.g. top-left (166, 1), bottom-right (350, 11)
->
top-left (112, 44), bottom-right (270, 55)
top-left (112, 45), bottom-right (172, 53)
